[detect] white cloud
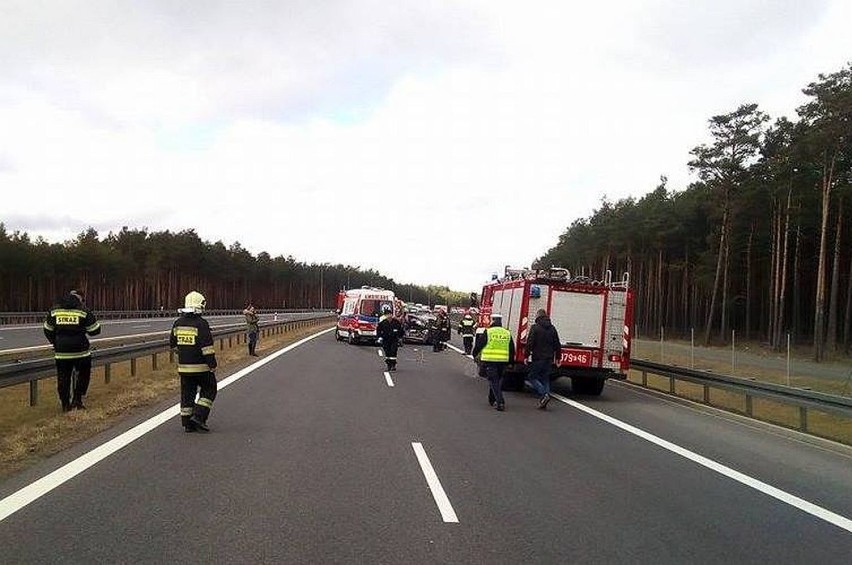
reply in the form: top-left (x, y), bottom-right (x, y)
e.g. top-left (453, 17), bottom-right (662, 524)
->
top-left (2, 0), bottom-right (851, 291)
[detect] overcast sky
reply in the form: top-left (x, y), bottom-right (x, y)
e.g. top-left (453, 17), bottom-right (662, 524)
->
top-left (2, 1), bottom-right (850, 292)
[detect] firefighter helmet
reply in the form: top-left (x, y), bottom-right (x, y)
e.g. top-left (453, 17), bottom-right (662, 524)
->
top-left (183, 291), bottom-right (206, 313)
top-left (381, 304), bottom-right (392, 314)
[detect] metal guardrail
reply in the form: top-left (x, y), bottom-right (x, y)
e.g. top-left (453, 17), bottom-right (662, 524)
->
top-left (631, 359), bottom-right (852, 435)
top-left (0, 308), bottom-right (332, 325)
top-left (0, 314), bottom-right (336, 406)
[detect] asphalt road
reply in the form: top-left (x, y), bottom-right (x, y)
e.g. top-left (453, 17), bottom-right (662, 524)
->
top-left (1, 330), bottom-right (851, 563)
top-left (0, 313), bottom-right (318, 353)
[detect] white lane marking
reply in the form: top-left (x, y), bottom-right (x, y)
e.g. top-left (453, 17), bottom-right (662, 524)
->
top-left (411, 442), bottom-right (458, 523)
top-left (384, 371), bottom-right (394, 387)
top-left (0, 327), bottom-right (335, 523)
top-left (550, 393), bottom-right (852, 534)
top-left (377, 349), bottom-right (384, 357)
top-left (445, 343), bottom-right (466, 355)
top-left (131, 325), bottom-right (151, 329)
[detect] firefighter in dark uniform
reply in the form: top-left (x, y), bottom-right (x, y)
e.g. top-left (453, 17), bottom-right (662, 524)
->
top-left (376, 304), bottom-right (403, 371)
top-left (43, 290), bottom-right (101, 411)
top-left (457, 312), bottom-right (476, 355)
top-left (170, 291), bottom-right (218, 432)
top-left (431, 309), bottom-right (451, 352)
top-left (472, 313), bottom-right (515, 411)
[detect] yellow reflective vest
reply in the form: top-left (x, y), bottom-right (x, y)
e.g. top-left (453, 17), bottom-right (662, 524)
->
top-left (480, 327), bottom-right (512, 362)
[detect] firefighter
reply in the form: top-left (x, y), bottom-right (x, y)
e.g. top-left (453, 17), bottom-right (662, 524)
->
top-left (430, 309), bottom-right (451, 352)
top-left (376, 304), bottom-right (403, 371)
top-left (170, 291), bottom-right (218, 433)
top-left (472, 313), bottom-right (515, 411)
top-left (43, 290), bottom-right (101, 412)
top-left (457, 312), bottom-right (476, 355)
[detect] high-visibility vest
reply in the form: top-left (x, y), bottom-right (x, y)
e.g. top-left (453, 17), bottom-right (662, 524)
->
top-left (480, 327), bottom-right (511, 362)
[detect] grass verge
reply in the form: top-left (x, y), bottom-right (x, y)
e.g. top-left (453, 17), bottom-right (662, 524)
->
top-left (0, 322), bottom-right (333, 483)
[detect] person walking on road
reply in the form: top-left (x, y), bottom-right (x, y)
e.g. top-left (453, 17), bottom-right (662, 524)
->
top-left (377, 305), bottom-right (403, 371)
top-left (472, 313), bottom-right (515, 412)
top-left (43, 290), bottom-right (101, 412)
top-left (244, 303), bottom-right (260, 356)
top-left (431, 309), bottom-right (451, 352)
top-left (457, 312), bottom-right (476, 355)
top-left (526, 308), bottom-right (561, 409)
top-left (170, 291), bottom-right (218, 433)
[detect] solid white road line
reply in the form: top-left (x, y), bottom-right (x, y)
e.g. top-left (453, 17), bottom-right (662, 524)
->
top-left (442, 343), bottom-right (852, 534)
top-left (384, 371), bottom-right (395, 387)
top-left (445, 343), bottom-right (465, 354)
top-left (550, 393), bottom-right (852, 534)
top-left (411, 442), bottom-right (458, 523)
top-left (0, 327), bottom-right (335, 524)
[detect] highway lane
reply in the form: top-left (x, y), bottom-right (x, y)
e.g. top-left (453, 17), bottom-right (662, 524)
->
top-left (1, 331), bottom-right (850, 563)
top-left (0, 313), bottom-right (320, 352)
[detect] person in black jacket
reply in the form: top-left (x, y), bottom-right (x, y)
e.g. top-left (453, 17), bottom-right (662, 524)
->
top-left (526, 309), bottom-right (561, 409)
top-left (376, 305), bottom-right (403, 371)
top-left (170, 291), bottom-right (218, 432)
top-left (43, 290), bottom-right (101, 411)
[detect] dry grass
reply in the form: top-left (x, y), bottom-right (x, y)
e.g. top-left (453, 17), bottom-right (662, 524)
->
top-left (0, 321), bottom-right (333, 482)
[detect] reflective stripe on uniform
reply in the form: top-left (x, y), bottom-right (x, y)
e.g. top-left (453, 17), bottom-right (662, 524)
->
top-left (86, 321), bottom-right (100, 332)
top-left (54, 351), bottom-right (91, 360)
top-left (196, 397), bottom-right (214, 408)
top-left (201, 346), bottom-right (215, 355)
top-left (180, 407), bottom-right (194, 416)
top-left (43, 321), bottom-right (55, 331)
top-left (480, 327), bottom-right (512, 362)
top-left (178, 363), bottom-right (211, 373)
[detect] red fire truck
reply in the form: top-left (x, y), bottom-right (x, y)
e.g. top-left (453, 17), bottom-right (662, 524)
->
top-left (478, 267), bottom-right (634, 395)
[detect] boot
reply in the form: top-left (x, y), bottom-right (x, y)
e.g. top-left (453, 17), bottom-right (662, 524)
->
top-left (71, 395), bottom-right (86, 410)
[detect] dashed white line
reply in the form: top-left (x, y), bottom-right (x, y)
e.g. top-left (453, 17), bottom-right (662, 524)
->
top-left (443, 339), bottom-right (852, 534)
top-left (384, 371), bottom-right (395, 387)
top-left (411, 442), bottom-right (458, 523)
top-left (550, 393), bottom-right (852, 534)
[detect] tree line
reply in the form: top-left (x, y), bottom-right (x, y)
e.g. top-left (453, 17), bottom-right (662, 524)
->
top-left (535, 63), bottom-right (852, 360)
top-left (0, 225), bottom-right (466, 313)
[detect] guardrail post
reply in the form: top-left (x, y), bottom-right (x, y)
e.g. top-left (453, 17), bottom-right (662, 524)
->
top-left (29, 379), bottom-right (38, 406)
top-left (105, 364), bottom-right (111, 384)
top-left (669, 375), bottom-right (675, 393)
top-left (703, 384), bottom-right (710, 404)
top-left (131, 358), bottom-right (137, 377)
top-left (152, 352), bottom-right (158, 371)
top-left (745, 395), bottom-right (753, 416)
top-left (799, 407), bottom-right (808, 433)
top-left (228, 336), bottom-right (233, 348)
top-left (642, 370), bottom-right (647, 387)
top-left (169, 350), bottom-right (174, 364)
top-left (219, 338), bottom-right (224, 351)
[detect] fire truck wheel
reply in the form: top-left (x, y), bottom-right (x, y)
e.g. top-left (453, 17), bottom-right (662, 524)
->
top-left (571, 377), bottom-right (605, 396)
top-left (335, 329), bottom-right (344, 341)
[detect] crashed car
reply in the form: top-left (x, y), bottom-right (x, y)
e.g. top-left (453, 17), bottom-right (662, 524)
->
top-left (402, 313), bottom-right (435, 344)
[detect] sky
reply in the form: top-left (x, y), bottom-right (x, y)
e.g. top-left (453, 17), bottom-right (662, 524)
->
top-left (1, 0), bottom-right (851, 292)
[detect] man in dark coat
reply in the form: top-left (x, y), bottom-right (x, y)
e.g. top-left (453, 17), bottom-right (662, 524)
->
top-left (526, 308), bottom-right (561, 409)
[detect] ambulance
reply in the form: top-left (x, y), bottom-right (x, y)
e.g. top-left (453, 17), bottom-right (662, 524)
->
top-left (478, 267), bottom-right (634, 396)
top-left (335, 287), bottom-right (397, 345)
